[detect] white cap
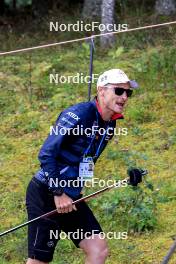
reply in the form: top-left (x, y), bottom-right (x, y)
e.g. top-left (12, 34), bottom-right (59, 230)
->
top-left (97, 69), bottom-right (139, 89)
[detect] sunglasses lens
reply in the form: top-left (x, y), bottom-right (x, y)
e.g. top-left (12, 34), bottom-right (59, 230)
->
top-left (114, 88), bottom-right (125, 96)
top-left (114, 88), bottom-right (133, 97)
top-left (127, 90), bottom-right (133, 97)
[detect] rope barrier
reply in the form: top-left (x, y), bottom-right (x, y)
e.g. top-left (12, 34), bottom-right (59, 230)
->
top-left (0, 21), bottom-right (176, 56)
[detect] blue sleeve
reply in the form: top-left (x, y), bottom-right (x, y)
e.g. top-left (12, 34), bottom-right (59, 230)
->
top-left (38, 108), bottom-right (82, 189)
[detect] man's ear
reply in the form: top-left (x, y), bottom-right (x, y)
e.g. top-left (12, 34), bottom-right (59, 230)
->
top-left (97, 86), bottom-right (105, 97)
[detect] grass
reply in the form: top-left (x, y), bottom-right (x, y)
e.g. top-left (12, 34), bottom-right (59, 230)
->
top-left (0, 11), bottom-right (176, 264)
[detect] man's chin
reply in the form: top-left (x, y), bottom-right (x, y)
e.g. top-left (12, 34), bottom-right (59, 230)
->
top-left (114, 107), bottom-right (124, 114)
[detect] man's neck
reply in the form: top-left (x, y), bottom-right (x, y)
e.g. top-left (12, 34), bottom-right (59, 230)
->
top-left (96, 99), bottom-right (114, 121)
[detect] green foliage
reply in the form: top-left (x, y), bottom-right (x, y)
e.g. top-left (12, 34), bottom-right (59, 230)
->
top-left (120, 185), bottom-right (158, 232)
top-left (79, 43), bottom-right (90, 59)
top-left (107, 149), bottom-right (148, 167)
top-left (5, 0), bottom-right (31, 8)
top-left (134, 47), bottom-right (176, 89)
top-left (94, 178), bottom-right (158, 233)
top-left (108, 46), bottom-right (124, 59)
top-left (127, 105), bottom-right (156, 123)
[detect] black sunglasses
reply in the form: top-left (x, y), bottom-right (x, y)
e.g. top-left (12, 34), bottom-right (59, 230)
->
top-left (114, 87), bottom-right (133, 97)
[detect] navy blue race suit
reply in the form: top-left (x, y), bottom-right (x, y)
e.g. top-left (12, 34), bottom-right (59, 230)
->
top-left (35, 98), bottom-right (123, 199)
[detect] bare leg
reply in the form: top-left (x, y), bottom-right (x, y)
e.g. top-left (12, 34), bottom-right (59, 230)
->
top-left (79, 234), bottom-right (109, 264)
top-left (26, 258), bottom-right (49, 264)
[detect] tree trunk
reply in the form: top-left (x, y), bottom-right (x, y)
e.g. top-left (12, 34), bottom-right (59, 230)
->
top-left (155, 0), bottom-right (176, 15)
top-left (100, 0), bottom-right (115, 49)
top-left (82, 0), bottom-right (102, 20)
top-left (13, 0), bottom-right (16, 11)
top-left (0, 0), bottom-right (5, 15)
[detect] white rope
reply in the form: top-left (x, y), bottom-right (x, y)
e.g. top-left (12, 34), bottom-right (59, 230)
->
top-left (0, 21), bottom-right (176, 56)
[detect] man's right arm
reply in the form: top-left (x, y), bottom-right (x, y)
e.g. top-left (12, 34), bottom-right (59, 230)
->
top-left (38, 109), bottom-right (81, 195)
top-left (38, 109), bottom-right (82, 213)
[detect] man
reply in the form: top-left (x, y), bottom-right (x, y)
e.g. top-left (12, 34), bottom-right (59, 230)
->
top-left (26, 69), bottom-right (138, 264)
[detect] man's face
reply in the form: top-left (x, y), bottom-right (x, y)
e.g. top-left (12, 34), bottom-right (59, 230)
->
top-left (100, 82), bottom-right (131, 114)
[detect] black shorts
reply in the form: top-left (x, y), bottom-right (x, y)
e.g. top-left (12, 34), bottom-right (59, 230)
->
top-left (26, 177), bottom-right (103, 262)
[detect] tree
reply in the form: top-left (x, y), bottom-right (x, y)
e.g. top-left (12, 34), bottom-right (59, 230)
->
top-left (32, 0), bottom-right (53, 18)
top-left (100, 0), bottom-right (115, 48)
top-left (155, 0), bottom-right (176, 15)
top-left (82, 0), bottom-right (102, 20)
top-left (0, 0), bottom-right (5, 15)
top-left (12, 0), bottom-right (16, 11)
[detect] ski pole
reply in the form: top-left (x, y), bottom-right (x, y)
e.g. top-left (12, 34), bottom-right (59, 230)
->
top-left (88, 36), bottom-right (95, 101)
top-left (0, 168), bottom-right (147, 238)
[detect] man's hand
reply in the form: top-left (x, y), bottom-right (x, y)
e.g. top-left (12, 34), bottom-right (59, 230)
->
top-left (54, 193), bottom-right (77, 214)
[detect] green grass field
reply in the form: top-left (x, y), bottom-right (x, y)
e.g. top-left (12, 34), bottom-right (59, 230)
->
top-left (0, 14), bottom-right (176, 263)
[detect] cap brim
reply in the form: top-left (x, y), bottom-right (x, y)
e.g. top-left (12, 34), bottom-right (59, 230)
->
top-left (129, 80), bottom-right (139, 89)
